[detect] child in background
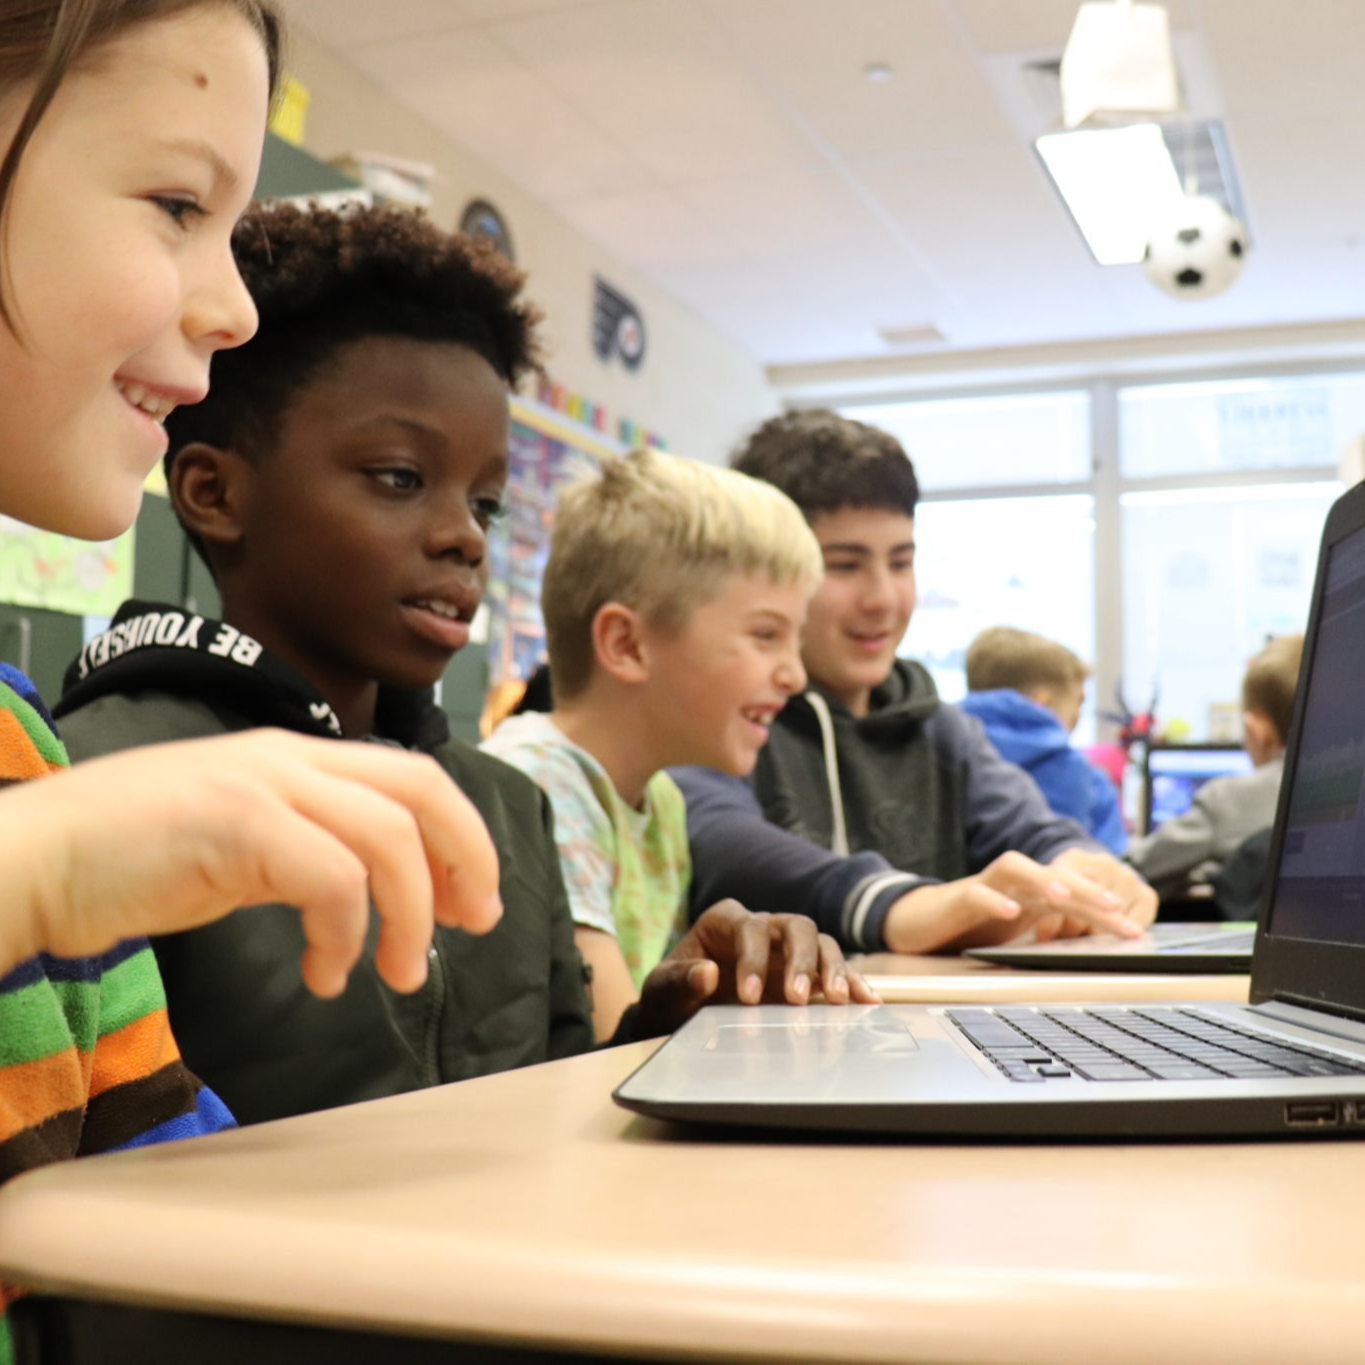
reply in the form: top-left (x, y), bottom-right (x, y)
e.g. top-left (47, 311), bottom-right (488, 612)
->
top-left (1127, 634), bottom-right (1304, 899)
top-left (484, 449), bottom-right (878, 1038)
top-left (961, 626), bottom-right (1127, 855)
top-left (57, 203), bottom-right (867, 1110)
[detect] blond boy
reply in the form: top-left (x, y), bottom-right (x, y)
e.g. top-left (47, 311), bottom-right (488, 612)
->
top-left (1127, 634), bottom-right (1305, 896)
top-left (961, 626), bottom-right (1126, 854)
top-left (484, 448), bottom-right (876, 1037)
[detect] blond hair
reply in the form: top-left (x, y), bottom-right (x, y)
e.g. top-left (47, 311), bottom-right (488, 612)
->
top-left (1242, 633), bottom-right (1304, 744)
top-left (542, 447), bottom-right (823, 699)
top-left (965, 625), bottom-right (1089, 696)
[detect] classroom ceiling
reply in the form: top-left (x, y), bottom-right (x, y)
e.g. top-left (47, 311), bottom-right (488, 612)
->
top-left (275, 0), bottom-right (1365, 373)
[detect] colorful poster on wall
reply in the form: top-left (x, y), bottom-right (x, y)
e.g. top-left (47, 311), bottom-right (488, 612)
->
top-left (0, 515), bottom-right (134, 616)
top-left (484, 400), bottom-right (622, 694)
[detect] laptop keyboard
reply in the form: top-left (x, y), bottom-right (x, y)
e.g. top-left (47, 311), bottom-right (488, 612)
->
top-left (947, 1006), bottom-right (1365, 1083)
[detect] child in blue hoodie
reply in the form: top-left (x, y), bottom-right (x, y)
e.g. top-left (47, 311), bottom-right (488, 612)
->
top-left (962, 626), bottom-right (1127, 856)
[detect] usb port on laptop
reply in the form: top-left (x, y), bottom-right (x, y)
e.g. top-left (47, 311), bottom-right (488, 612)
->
top-left (1284, 1101), bottom-right (1340, 1127)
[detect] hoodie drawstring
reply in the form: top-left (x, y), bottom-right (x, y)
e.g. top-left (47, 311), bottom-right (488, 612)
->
top-left (803, 690), bottom-right (849, 856)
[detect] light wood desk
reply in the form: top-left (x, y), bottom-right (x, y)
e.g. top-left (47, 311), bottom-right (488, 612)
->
top-left (2, 1034), bottom-right (1362, 1365)
top-left (853, 949), bottom-right (1251, 1005)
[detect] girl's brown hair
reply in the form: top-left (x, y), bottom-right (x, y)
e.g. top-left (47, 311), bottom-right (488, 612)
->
top-left (0, 0), bottom-right (282, 323)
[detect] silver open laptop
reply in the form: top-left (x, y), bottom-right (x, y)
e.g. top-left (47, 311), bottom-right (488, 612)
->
top-left (615, 481), bottom-right (1365, 1140)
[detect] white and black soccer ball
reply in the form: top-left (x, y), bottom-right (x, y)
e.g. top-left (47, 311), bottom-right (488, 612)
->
top-left (1141, 195), bottom-right (1247, 300)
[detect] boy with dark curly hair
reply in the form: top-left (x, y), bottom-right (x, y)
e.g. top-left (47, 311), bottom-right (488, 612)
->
top-left (676, 409), bottom-right (1159, 954)
top-left (53, 203), bottom-right (862, 1126)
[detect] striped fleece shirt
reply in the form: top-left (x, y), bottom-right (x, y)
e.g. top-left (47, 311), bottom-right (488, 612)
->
top-left (0, 662), bottom-right (233, 1349)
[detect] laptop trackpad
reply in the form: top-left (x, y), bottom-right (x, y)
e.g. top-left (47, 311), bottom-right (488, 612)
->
top-left (703, 1012), bottom-right (919, 1057)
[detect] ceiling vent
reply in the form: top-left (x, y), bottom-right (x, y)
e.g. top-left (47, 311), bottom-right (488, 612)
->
top-left (878, 324), bottom-right (947, 349)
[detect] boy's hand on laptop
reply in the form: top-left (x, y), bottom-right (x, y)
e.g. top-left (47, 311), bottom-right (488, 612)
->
top-left (883, 850), bottom-right (1149, 954)
top-left (634, 900), bottom-right (881, 1036)
top-left (1044, 848), bottom-right (1158, 935)
top-left (6, 731), bottom-right (502, 996)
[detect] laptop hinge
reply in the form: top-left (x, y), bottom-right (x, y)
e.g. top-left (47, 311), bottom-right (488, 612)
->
top-left (1255, 994), bottom-right (1365, 1045)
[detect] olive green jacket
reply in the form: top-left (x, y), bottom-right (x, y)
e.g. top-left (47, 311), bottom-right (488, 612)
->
top-left (56, 600), bottom-right (594, 1126)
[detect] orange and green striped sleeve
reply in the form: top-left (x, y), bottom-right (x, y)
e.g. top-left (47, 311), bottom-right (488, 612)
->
top-left (0, 663), bottom-right (234, 1348)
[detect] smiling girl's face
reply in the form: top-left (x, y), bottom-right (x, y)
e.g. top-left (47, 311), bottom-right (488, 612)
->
top-left (0, 4), bottom-right (269, 540)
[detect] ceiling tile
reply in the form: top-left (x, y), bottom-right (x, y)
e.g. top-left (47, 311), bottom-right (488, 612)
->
top-left (277, 0), bottom-right (611, 48)
top-left (352, 30), bottom-right (655, 201)
top-left (1228, 115), bottom-right (1365, 246)
top-left (1098, 252), bottom-right (1362, 340)
top-left (949, 0), bottom-right (1083, 55)
top-left (675, 163), bottom-right (900, 259)
top-left (490, 0), bottom-right (816, 183)
top-left (553, 189), bottom-right (738, 268)
top-left (273, 0), bottom-right (1365, 367)
top-left (856, 144), bottom-right (1110, 345)
top-left (277, 0), bottom-right (471, 48)
top-left (654, 260), bottom-right (891, 364)
top-left (1198, 0), bottom-right (1365, 119)
top-left (707, 0), bottom-right (1016, 161)
top-left (442, 0), bottom-right (627, 28)
top-left (950, 0), bottom-right (1194, 57)
top-left (766, 248), bottom-right (957, 348)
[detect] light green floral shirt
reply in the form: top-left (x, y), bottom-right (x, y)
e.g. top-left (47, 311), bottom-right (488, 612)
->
top-left (482, 713), bottom-right (690, 987)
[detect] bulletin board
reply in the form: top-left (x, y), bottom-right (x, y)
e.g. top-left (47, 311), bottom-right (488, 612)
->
top-left (483, 398), bottom-right (623, 693)
top-left (0, 515), bottom-right (134, 617)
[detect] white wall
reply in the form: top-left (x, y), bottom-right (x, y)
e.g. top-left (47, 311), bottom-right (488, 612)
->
top-left (285, 31), bottom-right (778, 465)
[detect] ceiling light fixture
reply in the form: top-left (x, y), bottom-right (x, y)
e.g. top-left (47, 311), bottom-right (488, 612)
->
top-left (863, 62), bottom-right (892, 83)
top-left (1035, 122), bottom-right (1183, 264)
top-left (1059, 0), bottom-right (1179, 129)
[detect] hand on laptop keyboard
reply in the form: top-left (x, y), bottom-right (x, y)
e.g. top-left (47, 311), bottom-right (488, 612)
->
top-left (633, 899), bottom-right (882, 1037)
top-left (1047, 848), bottom-right (1158, 934)
top-left (883, 850), bottom-right (1152, 954)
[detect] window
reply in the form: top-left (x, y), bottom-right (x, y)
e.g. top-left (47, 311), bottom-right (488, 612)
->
top-left (1120, 482), bottom-right (1340, 740)
top-left (1119, 373), bottom-right (1365, 479)
top-left (908, 494), bottom-right (1097, 741)
top-left (838, 366), bottom-right (1362, 780)
top-left (845, 391), bottom-right (1091, 491)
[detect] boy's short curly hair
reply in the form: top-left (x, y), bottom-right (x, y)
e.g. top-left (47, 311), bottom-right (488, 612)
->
top-left (731, 409), bottom-right (919, 520)
top-left (164, 200), bottom-right (542, 473)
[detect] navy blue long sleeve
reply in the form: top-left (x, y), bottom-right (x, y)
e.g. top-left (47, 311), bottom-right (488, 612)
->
top-left (673, 766), bottom-right (927, 951)
top-left (673, 664), bottom-right (1106, 955)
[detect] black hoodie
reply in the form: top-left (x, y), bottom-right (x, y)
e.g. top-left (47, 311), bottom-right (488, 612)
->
top-left (56, 600), bottom-right (594, 1125)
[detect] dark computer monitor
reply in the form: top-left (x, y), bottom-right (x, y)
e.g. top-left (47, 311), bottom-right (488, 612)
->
top-left (1144, 742), bottom-right (1254, 833)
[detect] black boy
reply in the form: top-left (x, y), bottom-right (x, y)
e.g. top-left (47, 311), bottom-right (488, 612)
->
top-left (56, 204), bottom-right (862, 1124)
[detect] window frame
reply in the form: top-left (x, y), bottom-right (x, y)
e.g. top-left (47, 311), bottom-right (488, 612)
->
top-left (831, 357), bottom-right (1356, 740)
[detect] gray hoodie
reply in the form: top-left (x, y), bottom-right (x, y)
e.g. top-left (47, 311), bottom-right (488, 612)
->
top-left (674, 658), bottom-right (1100, 950)
top-left (1126, 755), bottom-right (1283, 898)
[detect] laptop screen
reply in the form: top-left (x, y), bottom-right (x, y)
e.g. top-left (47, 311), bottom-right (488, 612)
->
top-left (1145, 745), bottom-right (1254, 830)
top-left (1265, 521), bottom-right (1365, 945)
